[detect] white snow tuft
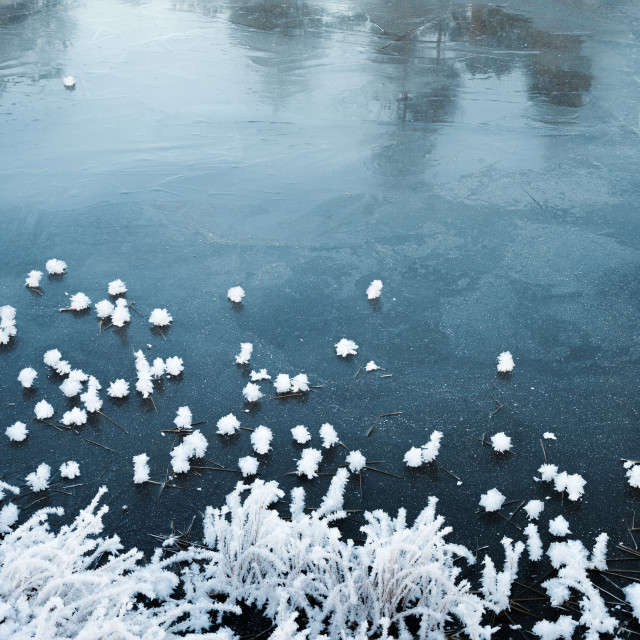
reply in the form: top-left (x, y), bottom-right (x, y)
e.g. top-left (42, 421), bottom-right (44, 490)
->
top-left (251, 426), bottom-right (273, 455)
top-left (6, 421), bottom-right (28, 442)
top-left (133, 453), bottom-right (150, 484)
top-left (335, 338), bottom-right (358, 357)
top-left (243, 382), bottom-right (263, 403)
top-left (235, 343), bottom-right (253, 365)
top-left (34, 400), bottom-right (54, 420)
top-left (108, 279), bottom-right (127, 296)
top-left (320, 423), bottom-right (339, 448)
top-left (107, 379), bottom-right (129, 398)
top-left (45, 258), bottom-right (67, 275)
top-left (18, 367), bottom-right (37, 388)
top-left (549, 516), bottom-right (571, 537)
top-left (296, 448), bottom-right (322, 479)
top-left (497, 351), bottom-right (515, 373)
top-left (60, 461), bottom-right (80, 479)
top-left (149, 308), bottom-right (172, 327)
top-left (25, 270), bottom-right (43, 288)
top-left (346, 450), bottom-right (366, 473)
top-left (366, 279), bottom-right (383, 300)
top-left (238, 456), bottom-right (259, 477)
top-left (479, 488), bottom-right (505, 512)
top-left (26, 463), bottom-right (51, 492)
top-left (227, 286), bottom-right (245, 303)
top-left (217, 413), bottom-right (240, 436)
top-left (291, 425), bottom-right (311, 444)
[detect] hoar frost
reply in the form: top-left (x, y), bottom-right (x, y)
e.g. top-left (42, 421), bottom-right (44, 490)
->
top-left (111, 298), bottom-right (130, 327)
top-left (95, 299), bottom-right (115, 318)
top-left (60, 461), bottom-right (80, 479)
top-left (251, 425), bottom-right (273, 455)
top-left (170, 430), bottom-right (208, 474)
top-left (366, 279), bottom-right (383, 299)
top-left (524, 500), bottom-right (545, 521)
top-left (490, 432), bottom-right (512, 453)
top-left (497, 351), bottom-right (515, 373)
top-left (291, 425), bottom-right (311, 444)
top-left (227, 286), bottom-right (245, 303)
top-left (174, 406), bottom-right (193, 431)
top-left (235, 342), bottom-right (253, 365)
top-left (216, 413), bottom-right (240, 436)
top-left (0, 306), bottom-right (17, 345)
top-left (165, 356), bottom-right (184, 377)
top-left (480, 488), bottom-right (505, 512)
top-left (62, 407), bottom-right (87, 427)
top-left (18, 367), bottom-right (37, 388)
top-left (107, 379), bottom-right (129, 398)
top-left (133, 453), bottom-right (150, 484)
top-left (108, 279), bottom-right (127, 296)
top-left (243, 382), bottom-right (263, 403)
top-left (25, 270), bottom-right (43, 288)
top-left (296, 448), bottom-right (322, 479)
top-left (320, 422), bottom-right (339, 448)
top-left (291, 373), bottom-right (309, 393)
top-left (549, 516), bottom-right (571, 537)
top-left (238, 456), bottom-right (259, 477)
top-left (67, 292), bottom-right (91, 311)
top-left (34, 400), bottom-right (54, 420)
top-left (335, 338), bottom-right (358, 357)
top-left (149, 308), bottom-right (173, 326)
top-left (346, 450), bottom-right (366, 473)
top-left (274, 374), bottom-right (291, 393)
top-left (6, 421), bottom-right (28, 442)
top-left (26, 463), bottom-right (51, 492)
top-left (45, 258), bottom-right (67, 274)
top-left (365, 361), bottom-right (382, 371)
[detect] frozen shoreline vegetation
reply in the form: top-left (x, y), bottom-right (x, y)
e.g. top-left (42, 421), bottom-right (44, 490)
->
top-left (2, 264), bottom-right (640, 638)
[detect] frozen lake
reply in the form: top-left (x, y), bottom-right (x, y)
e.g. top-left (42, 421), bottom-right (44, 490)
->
top-left (2, 0), bottom-right (640, 636)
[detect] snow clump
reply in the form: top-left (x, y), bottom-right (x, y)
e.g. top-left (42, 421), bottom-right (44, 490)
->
top-left (365, 361), bottom-right (382, 371)
top-left (524, 500), bottom-right (545, 521)
top-left (273, 374), bottom-right (291, 393)
top-left (174, 406), bottom-right (193, 431)
top-left (67, 293), bottom-right (92, 311)
top-left (111, 298), bottom-right (131, 327)
top-left (346, 450), bottom-right (366, 473)
top-left (62, 407), bottom-right (87, 427)
top-left (170, 430), bottom-right (208, 474)
top-left (549, 516), bottom-right (571, 537)
top-left (164, 356), bottom-right (184, 377)
top-left (242, 382), bottom-right (263, 403)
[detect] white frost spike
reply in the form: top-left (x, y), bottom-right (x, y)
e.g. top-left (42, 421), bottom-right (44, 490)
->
top-left (346, 450), bottom-right (366, 473)
top-left (107, 379), bottom-right (129, 398)
top-left (250, 369), bottom-right (270, 381)
top-left (0, 480), bottom-right (19, 501)
top-left (62, 407), bottom-right (87, 426)
top-left (95, 299), bottom-right (115, 319)
top-left (320, 422), bottom-right (339, 448)
top-left (524, 523), bottom-right (543, 561)
top-left (34, 399), bottom-right (54, 420)
top-left (365, 361), bottom-right (382, 371)
top-left (497, 351), bottom-right (515, 373)
top-left (625, 584), bottom-right (640, 622)
top-left (524, 500), bottom-right (545, 521)
top-left (335, 338), bottom-right (358, 357)
top-left (25, 270), bottom-right (43, 288)
top-left (133, 453), bottom-right (150, 484)
top-left (480, 537), bottom-right (525, 613)
top-left (291, 374), bottom-right (309, 393)
top-left (532, 616), bottom-right (577, 640)
top-left (135, 350), bottom-right (154, 398)
top-left (549, 515), bottom-right (571, 537)
top-left (235, 342), bottom-right (253, 365)
top-left (149, 308), bottom-right (172, 327)
top-left (18, 367), bottom-right (37, 388)
top-left (479, 488), bottom-right (505, 512)
top-left (111, 298), bottom-right (130, 327)
top-left (60, 461), bottom-right (80, 479)
top-left (296, 448), bottom-right (322, 479)
top-left (366, 279), bottom-right (383, 299)
top-left (67, 292), bottom-right (91, 311)
top-left (108, 279), bottom-right (127, 296)
top-left (165, 356), bottom-right (183, 377)
top-left (63, 75), bottom-right (75, 88)
top-left (422, 430), bottom-right (443, 463)
top-left (251, 426), bottom-right (273, 455)
top-left (273, 374), bottom-right (291, 394)
top-left (216, 413), bottom-right (240, 436)
top-left (0, 503), bottom-right (19, 534)
top-left (490, 432), bottom-right (512, 453)
top-left (227, 286), bottom-right (245, 303)
top-left (26, 463), bottom-right (51, 492)
top-left (0, 306), bottom-right (17, 345)
top-left (45, 258), bottom-right (67, 274)
top-left (243, 382), bottom-right (263, 403)
top-left (238, 456), bottom-right (259, 477)
top-left (6, 421), bottom-right (28, 442)
top-left (537, 463), bottom-right (558, 482)
top-left (404, 447), bottom-right (423, 467)
top-left (174, 406), bottom-right (193, 431)
top-left (291, 425), bottom-right (311, 444)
